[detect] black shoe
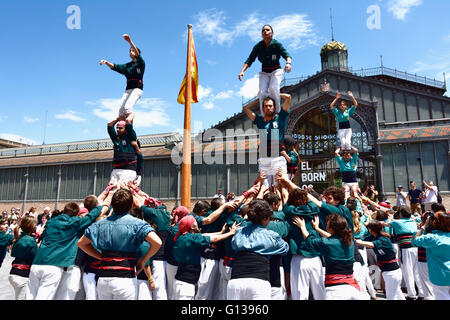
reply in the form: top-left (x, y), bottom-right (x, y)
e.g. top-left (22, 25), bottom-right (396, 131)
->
top-left (405, 296), bottom-right (416, 300)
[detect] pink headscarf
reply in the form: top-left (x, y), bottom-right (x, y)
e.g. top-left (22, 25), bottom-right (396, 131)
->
top-left (144, 197), bottom-right (163, 208)
top-left (78, 207), bottom-right (89, 217)
top-left (173, 215), bottom-right (196, 242)
top-left (171, 206), bottom-right (190, 227)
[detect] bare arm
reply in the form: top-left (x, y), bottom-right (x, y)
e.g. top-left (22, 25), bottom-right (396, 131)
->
top-left (202, 201), bottom-right (238, 226)
top-left (208, 222), bottom-right (238, 243)
top-left (280, 93), bottom-right (291, 112)
top-left (355, 239), bottom-right (375, 249)
top-left (243, 99), bottom-right (258, 122)
top-left (100, 60), bottom-right (115, 69)
top-left (108, 117), bottom-right (120, 127)
top-left (348, 91), bottom-right (358, 108)
top-left (238, 64), bottom-right (249, 81)
top-left (135, 232), bottom-right (162, 276)
top-left (330, 92), bottom-right (341, 109)
top-left (123, 34), bottom-right (140, 57)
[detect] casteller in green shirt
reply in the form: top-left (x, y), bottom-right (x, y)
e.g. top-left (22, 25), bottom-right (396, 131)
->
top-left (33, 205), bottom-right (101, 267)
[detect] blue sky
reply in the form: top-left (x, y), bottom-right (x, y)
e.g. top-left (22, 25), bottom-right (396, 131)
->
top-left (0, 0), bottom-right (449, 145)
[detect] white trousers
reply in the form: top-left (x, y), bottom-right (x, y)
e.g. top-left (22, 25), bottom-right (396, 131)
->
top-left (271, 266), bottom-right (288, 300)
top-left (401, 247), bottom-right (424, 299)
top-left (152, 260), bottom-right (168, 300)
top-left (83, 272), bottom-right (98, 300)
top-left (119, 88), bottom-right (143, 118)
top-left (97, 277), bottom-right (137, 300)
top-left (258, 156), bottom-right (287, 188)
top-left (431, 284), bottom-right (450, 300)
top-left (27, 265), bottom-right (64, 300)
top-left (109, 169), bottom-right (137, 185)
top-left (54, 266), bottom-right (82, 300)
top-left (357, 247), bottom-right (376, 298)
top-left (227, 278), bottom-right (272, 300)
top-left (382, 269), bottom-right (405, 300)
top-left (173, 279), bottom-right (196, 300)
top-left (165, 262), bottom-right (178, 300)
top-left (8, 274), bottom-right (30, 300)
top-left (326, 284), bottom-right (366, 300)
top-left (195, 258), bottom-right (220, 300)
top-left (353, 262), bottom-right (371, 300)
top-left (218, 259), bottom-right (232, 300)
top-left (369, 265), bottom-right (382, 290)
top-left (417, 261), bottom-right (434, 300)
top-left (290, 255), bottom-right (326, 300)
top-left (337, 128), bottom-right (352, 150)
top-left (137, 279), bottom-right (153, 300)
top-left (258, 69), bottom-right (284, 115)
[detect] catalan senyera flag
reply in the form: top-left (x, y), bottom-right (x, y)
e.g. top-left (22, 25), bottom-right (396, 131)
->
top-left (177, 32), bottom-right (199, 104)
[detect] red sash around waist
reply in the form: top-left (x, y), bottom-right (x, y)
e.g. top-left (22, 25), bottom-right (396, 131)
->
top-left (11, 264), bottom-right (31, 270)
top-left (325, 274), bottom-right (360, 291)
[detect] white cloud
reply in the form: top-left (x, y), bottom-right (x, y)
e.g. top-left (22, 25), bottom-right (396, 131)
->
top-left (192, 9), bottom-right (320, 51)
top-left (54, 110), bottom-right (86, 122)
top-left (198, 87), bottom-right (236, 110)
top-left (24, 116), bottom-right (39, 123)
top-left (238, 75), bottom-right (259, 99)
top-left (214, 90), bottom-right (234, 100)
top-left (203, 101), bottom-right (215, 110)
top-left (89, 97), bottom-right (170, 128)
top-left (198, 85), bottom-right (212, 100)
top-left (0, 133), bottom-right (38, 146)
top-left (387, 0), bottom-right (422, 20)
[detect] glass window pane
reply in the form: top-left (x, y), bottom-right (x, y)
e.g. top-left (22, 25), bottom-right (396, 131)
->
top-left (406, 94), bottom-right (418, 121)
top-left (383, 90), bottom-right (395, 123)
top-left (406, 144), bottom-right (422, 187)
top-left (431, 100), bottom-right (443, 119)
top-left (434, 141), bottom-right (449, 191)
top-left (361, 83), bottom-right (371, 101)
top-left (418, 97), bottom-right (429, 120)
top-left (339, 78), bottom-right (348, 92)
top-left (372, 86), bottom-right (384, 122)
top-left (382, 145), bottom-right (394, 193)
top-left (394, 92), bottom-right (407, 122)
top-left (445, 102), bottom-right (450, 118)
top-left (421, 143), bottom-right (437, 186)
top-left (392, 144), bottom-right (408, 191)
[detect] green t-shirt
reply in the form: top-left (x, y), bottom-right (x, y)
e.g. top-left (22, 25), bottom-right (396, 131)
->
top-left (319, 202), bottom-right (354, 233)
top-left (245, 39), bottom-right (291, 73)
top-left (33, 207), bottom-right (101, 267)
top-left (335, 153), bottom-right (358, 172)
top-left (306, 234), bottom-right (355, 265)
top-left (173, 233), bottom-right (210, 266)
top-left (332, 105), bottom-right (355, 123)
top-left (112, 55), bottom-right (145, 90)
top-left (254, 109), bottom-right (289, 152)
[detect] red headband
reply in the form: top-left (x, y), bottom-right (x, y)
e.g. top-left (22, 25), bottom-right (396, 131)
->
top-left (171, 206), bottom-right (190, 227)
top-left (173, 215), bottom-right (196, 242)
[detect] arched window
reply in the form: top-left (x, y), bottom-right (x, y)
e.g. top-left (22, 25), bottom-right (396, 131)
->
top-left (289, 106), bottom-right (375, 191)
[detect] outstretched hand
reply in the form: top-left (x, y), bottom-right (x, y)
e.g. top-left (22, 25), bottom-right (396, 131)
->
top-left (123, 34), bottom-right (131, 42)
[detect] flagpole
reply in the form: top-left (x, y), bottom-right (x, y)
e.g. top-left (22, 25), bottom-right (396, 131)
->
top-left (181, 24), bottom-right (193, 209)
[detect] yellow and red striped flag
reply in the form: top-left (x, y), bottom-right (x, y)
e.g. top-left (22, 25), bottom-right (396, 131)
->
top-left (177, 31), bottom-right (198, 104)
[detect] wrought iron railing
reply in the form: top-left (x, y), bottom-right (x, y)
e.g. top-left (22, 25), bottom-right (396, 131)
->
top-left (349, 66), bottom-right (446, 89)
top-left (0, 133), bottom-right (183, 158)
top-left (241, 66), bottom-right (446, 106)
